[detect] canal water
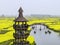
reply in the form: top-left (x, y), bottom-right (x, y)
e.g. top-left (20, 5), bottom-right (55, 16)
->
top-left (30, 25), bottom-right (60, 45)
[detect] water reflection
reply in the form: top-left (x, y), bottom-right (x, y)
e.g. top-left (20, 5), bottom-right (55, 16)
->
top-left (30, 25), bottom-right (60, 45)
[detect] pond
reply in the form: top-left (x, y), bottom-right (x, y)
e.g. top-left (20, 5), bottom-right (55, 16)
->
top-left (30, 25), bottom-right (60, 45)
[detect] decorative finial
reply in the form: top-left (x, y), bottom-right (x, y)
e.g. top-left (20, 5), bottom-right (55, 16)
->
top-left (18, 7), bottom-right (23, 17)
top-left (14, 7), bottom-right (28, 22)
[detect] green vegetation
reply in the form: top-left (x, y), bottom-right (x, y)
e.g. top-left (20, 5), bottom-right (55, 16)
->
top-left (0, 30), bottom-right (11, 34)
top-left (0, 39), bottom-right (13, 45)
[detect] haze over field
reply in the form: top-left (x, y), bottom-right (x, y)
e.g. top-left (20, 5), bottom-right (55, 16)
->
top-left (0, 0), bottom-right (60, 16)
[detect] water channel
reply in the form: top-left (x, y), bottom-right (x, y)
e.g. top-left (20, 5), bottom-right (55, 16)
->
top-left (30, 25), bottom-right (60, 45)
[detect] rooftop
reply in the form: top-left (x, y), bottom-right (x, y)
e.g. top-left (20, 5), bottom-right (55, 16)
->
top-left (14, 7), bottom-right (28, 22)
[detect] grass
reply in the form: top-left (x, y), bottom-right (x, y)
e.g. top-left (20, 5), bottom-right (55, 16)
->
top-left (0, 39), bottom-right (13, 45)
top-left (0, 30), bottom-right (11, 34)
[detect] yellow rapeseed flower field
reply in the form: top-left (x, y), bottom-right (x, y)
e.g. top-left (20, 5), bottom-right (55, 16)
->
top-left (0, 17), bottom-right (60, 44)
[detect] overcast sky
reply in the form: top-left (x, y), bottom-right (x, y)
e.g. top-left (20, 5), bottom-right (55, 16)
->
top-left (0, 0), bottom-right (60, 16)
